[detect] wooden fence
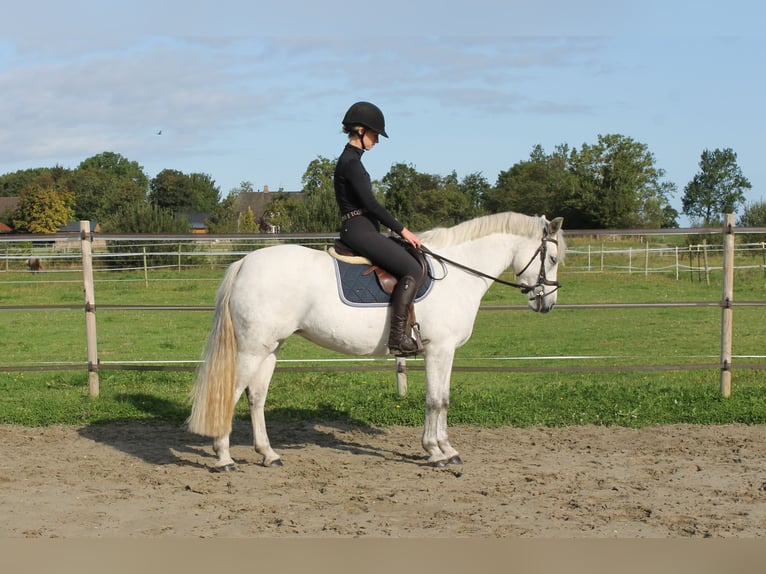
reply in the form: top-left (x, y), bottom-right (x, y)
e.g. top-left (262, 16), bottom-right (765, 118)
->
top-left (1, 218), bottom-right (765, 399)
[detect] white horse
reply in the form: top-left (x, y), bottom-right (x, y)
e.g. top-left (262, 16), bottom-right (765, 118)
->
top-left (188, 211), bottom-right (565, 470)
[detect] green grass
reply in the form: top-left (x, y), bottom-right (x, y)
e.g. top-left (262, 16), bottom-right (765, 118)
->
top-left (0, 264), bottom-right (765, 428)
top-left (2, 369), bottom-right (765, 428)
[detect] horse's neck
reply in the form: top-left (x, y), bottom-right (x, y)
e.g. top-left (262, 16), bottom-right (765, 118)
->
top-left (442, 233), bottom-right (518, 281)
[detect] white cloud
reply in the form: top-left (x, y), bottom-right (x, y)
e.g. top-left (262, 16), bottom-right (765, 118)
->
top-left (0, 26), bottom-right (762, 214)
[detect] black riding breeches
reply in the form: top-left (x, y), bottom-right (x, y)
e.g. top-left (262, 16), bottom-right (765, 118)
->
top-left (340, 215), bottom-right (422, 280)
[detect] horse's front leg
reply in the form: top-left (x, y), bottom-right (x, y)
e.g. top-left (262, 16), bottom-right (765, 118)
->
top-left (422, 349), bottom-right (462, 467)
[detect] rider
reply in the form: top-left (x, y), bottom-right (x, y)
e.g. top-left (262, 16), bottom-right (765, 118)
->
top-left (334, 101), bottom-right (425, 357)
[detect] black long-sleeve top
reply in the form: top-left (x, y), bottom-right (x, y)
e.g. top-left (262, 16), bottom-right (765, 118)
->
top-left (334, 143), bottom-right (403, 234)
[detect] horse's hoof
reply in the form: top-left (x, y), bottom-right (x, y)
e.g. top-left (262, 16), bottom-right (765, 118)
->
top-left (429, 459), bottom-right (449, 468)
top-left (210, 463), bottom-right (237, 473)
top-left (264, 458), bottom-right (283, 468)
top-left (447, 455), bottom-right (463, 466)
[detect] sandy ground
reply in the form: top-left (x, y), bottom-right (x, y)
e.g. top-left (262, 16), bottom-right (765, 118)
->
top-left (1, 421), bottom-right (765, 539)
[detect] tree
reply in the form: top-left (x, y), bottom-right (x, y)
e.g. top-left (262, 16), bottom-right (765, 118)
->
top-left (561, 135), bottom-right (677, 228)
top-left (0, 167), bottom-right (70, 197)
top-left (237, 206), bottom-right (259, 233)
top-left (260, 191), bottom-right (300, 233)
top-left (69, 152), bottom-right (148, 221)
top-left (487, 144), bottom-right (579, 220)
top-left (149, 169), bottom-right (187, 210)
top-left (682, 148), bottom-right (752, 226)
top-left (381, 163), bottom-right (421, 223)
top-left (488, 156), bottom-right (550, 215)
top-left (457, 172), bottom-right (490, 219)
top-left (68, 167), bottom-right (146, 221)
top-left (148, 169), bottom-right (221, 213)
top-left (100, 201), bottom-right (189, 234)
top-left (487, 138), bottom-right (677, 229)
top-left (738, 200), bottom-right (766, 245)
top-left (290, 156), bottom-right (337, 232)
top-left (206, 189), bottom-right (242, 233)
top-left (78, 152), bottom-right (148, 188)
top-left (12, 181), bottom-right (75, 233)
top-left (411, 183), bottom-right (470, 229)
top-left (99, 201), bottom-right (190, 268)
top-left (380, 164), bottom-right (488, 230)
top-left (188, 173), bottom-right (221, 212)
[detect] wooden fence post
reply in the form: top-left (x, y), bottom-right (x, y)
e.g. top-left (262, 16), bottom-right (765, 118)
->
top-left (688, 246), bottom-right (693, 282)
top-left (600, 242), bottom-right (604, 272)
top-left (720, 214), bottom-right (734, 398)
top-left (80, 221), bottom-right (99, 397)
top-left (143, 247), bottom-right (149, 288)
top-left (762, 242), bottom-right (765, 278)
top-left (396, 357), bottom-right (408, 397)
top-left (644, 242), bottom-right (649, 276)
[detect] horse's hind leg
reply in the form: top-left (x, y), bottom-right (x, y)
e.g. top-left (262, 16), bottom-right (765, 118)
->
top-left (212, 384), bottom-right (250, 471)
top-left (212, 434), bottom-right (236, 472)
top-left (243, 352), bottom-right (282, 467)
top-left (209, 352), bottom-right (279, 471)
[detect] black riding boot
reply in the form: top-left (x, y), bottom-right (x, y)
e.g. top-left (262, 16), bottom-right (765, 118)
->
top-left (388, 275), bottom-right (422, 357)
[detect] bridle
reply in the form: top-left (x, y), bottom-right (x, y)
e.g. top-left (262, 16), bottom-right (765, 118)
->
top-left (419, 227), bottom-right (561, 299)
top-left (512, 227), bottom-right (561, 298)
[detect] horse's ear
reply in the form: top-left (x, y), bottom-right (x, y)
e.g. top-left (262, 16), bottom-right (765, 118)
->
top-left (547, 217), bottom-right (564, 234)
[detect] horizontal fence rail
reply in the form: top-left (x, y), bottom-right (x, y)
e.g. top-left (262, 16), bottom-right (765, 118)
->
top-left (1, 221), bottom-right (765, 396)
top-left (4, 301), bottom-right (766, 312)
top-left (1, 303), bottom-right (765, 373)
top-left (3, 228), bottom-right (766, 279)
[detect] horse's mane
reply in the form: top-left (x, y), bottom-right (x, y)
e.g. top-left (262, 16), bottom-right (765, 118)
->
top-left (419, 212), bottom-right (565, 256)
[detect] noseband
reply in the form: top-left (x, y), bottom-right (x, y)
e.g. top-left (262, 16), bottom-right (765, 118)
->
top-left (419, 227), bottom-right (561, 297)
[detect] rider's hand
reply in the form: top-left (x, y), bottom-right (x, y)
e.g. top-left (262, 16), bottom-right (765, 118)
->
top-left (400, 227), bottom-right (422, 249)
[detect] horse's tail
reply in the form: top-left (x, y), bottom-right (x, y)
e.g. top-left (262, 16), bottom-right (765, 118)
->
top-left (187, 258), bottom-right (244, 438)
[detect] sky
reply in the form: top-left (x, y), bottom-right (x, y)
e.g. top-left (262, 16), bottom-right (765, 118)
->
top-left (1, 1), bottom-right (763, 227)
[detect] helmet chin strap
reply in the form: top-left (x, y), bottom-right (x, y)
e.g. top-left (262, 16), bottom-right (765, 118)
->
top-left (358, 128), bottom-right (368, 151)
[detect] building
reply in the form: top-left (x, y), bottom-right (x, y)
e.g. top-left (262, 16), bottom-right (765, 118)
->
top-left (234, 186), bottom-right (305, 233)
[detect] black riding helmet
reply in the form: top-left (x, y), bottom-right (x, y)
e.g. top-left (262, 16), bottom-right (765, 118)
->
top-left (342, 101), bottom-right (388, 138)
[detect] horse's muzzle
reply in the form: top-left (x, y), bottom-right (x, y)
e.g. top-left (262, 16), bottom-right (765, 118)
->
top-left (529, 289), bottom-right (556, 313)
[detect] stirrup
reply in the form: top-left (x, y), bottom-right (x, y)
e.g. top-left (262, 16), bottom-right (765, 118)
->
top-left (390, 324), bottom-right (428, 357)
top-left (411, 322), bottom-right (429, 352)
top-left (389, 338), bottom-right (420, 357)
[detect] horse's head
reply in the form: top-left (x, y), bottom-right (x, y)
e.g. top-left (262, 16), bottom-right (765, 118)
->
top-left (515, 216), bottom-right (564, 313)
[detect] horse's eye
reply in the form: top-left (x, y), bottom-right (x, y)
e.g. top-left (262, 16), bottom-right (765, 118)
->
top-left (549, 255), bottom-right (558, 265)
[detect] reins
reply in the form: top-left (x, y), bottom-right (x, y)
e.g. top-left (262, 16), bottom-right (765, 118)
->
top-left (419, 245), bottom-right (532, 291)
top-left (418, 230), bottom-right (560, 296)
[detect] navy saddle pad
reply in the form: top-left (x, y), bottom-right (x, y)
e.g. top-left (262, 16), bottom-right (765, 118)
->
top-left (333, 259), bottom-right (433, 307)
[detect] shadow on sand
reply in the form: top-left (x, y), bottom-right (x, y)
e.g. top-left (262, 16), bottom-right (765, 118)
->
top-left (76, 392), bottom-right (419, 470)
